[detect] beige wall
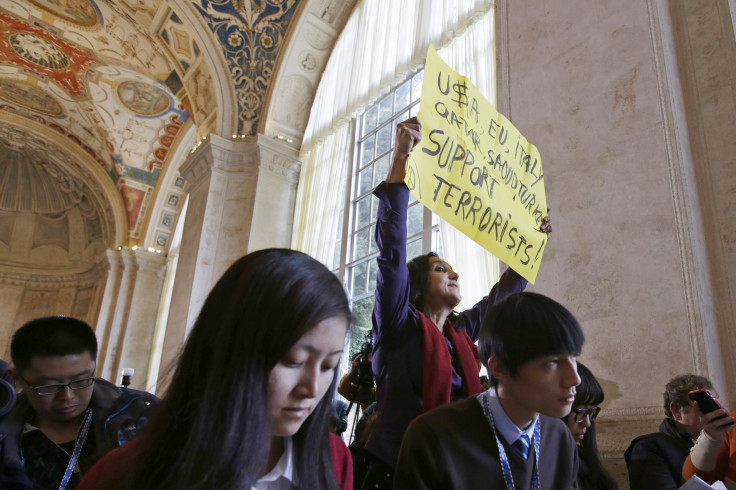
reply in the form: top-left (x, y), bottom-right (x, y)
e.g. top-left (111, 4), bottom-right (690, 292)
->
top-left (499, 0), bottom-right (736, 481)
top-left (0, 274), bottom-right (105, 360)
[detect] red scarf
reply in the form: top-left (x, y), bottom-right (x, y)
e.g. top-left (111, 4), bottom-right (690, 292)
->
top-left (419, 311), bottom-right (483, 412)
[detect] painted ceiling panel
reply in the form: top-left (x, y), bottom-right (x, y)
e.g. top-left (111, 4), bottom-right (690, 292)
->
top-left (195, 0), bottom-right (299, 135)
top-left (0, 0), bottom-right (351, 248)
top-left (0, 0), bottom-right (193, 242)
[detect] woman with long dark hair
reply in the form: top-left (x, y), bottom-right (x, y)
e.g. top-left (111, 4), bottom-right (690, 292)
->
top-left (78, 248), bottom-right (354, 490)
top-left (361, 117), bottom-right (550, 488)
top-left (562, 362), bottom-right (618, 490)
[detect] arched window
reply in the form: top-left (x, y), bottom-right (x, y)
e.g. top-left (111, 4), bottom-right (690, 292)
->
top-left (293, 0), bottom-right (499, 351)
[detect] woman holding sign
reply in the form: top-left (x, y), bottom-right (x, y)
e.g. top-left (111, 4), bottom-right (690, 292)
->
top-left (361, 117), bottom-right (550, 489)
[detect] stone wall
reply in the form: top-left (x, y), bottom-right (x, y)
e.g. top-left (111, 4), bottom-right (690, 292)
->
top-left (498, 0), bottom-right (736, 478)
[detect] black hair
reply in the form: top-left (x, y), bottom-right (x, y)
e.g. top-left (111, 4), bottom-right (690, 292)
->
top-left (11, 316), bottom-right (97, 372)
top-left (562, 362), bottom-right (618, 490)
top-left (573, 362), bottom-right (605, 407)
top-left (479, 292), bottom-right (585, 380)
top-left (122, 249), bottom-right (352, 490)
top-left (407, 251), bottom-right (464, 328)
top-left (406, 251), bottom-right (440, 313)
top-left (663, 373), bottom-right (713, 418)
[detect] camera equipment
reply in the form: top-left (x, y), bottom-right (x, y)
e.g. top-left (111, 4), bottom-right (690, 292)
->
top-left (353, 340), bottom-right (375, 390)
top-left (0, 376), bottom-right (15, 419)
top-left (120, 368), bottom-right (134, 388)
top-left (0, 360), bottom-right (15, 420)
top-left (346, 333), bottom-right (376, 444)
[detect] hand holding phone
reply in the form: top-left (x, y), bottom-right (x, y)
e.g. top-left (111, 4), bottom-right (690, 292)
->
top-left (689, 388), bottom-right (729, 416)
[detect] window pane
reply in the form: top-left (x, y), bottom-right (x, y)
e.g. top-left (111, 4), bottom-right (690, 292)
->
top-left (406, 237), bottom-right (422, 260)
top-left (369, 223), bottom-right (378, 255)
top-left (373, 154), bottom-right (389, 187)
top-left (356, 195), bottom-right (371, 230)
top-left (332, 242), bottom-right (341, 271)
top-left (351, 296), bottom-right (375, 330)
top-left (353, 227), bottom-right (370, 260)
top-left (351, 261), bottom-right (368, 296)
top-left (411, 71), bottom-right (424, 101)
top-left (376, 124), bottom-right (392, 156)
top-left (357, 166), bottom-right (374, 196)
top-left (361, 134), bottom-right (376, 166)
top-left (407, 202), bottom-right (423, 236)
top-left (368, 259), bottom-right (377, 292)
top-left (363, 105), bottom-right (378, 135)
top-left (371, 195), bottom-right (379, 222)
top-left (432, 227), bottom-right (442, 257)
top-left (378, 95), bottom-right (393, 124)
top-left (395, 81), bottom-right (410, 111)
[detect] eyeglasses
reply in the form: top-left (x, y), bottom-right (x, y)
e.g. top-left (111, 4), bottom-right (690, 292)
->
top-left (572, 406), bottom-right (601, 423)
top-left (20, 374), bottom-right (96, 396)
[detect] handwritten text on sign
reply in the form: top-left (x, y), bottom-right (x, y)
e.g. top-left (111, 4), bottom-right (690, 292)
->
top-left (406, 45), bottom-right (548, 283)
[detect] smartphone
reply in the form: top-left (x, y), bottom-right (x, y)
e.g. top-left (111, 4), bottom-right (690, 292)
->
top-left (689, 388), bottom-right (729, 416)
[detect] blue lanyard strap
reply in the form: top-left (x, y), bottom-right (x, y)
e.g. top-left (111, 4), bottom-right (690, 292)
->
top-left (58, 407), bottom-right (93, 490)
top-left (477, 392), bottom-right (541, 490)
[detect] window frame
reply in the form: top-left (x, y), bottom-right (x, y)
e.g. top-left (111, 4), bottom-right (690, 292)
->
top-left (334, 71), bottom-right (441, 357)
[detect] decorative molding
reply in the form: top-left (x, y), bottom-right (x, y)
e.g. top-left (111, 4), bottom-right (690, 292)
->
top-left (261, 0), bottom-right (355, 143)
top-left (0, 112), bottom-right (128, 247)
top-left (0, 261), bottom-right (107, 288)
top-left (179, 142), bottom-right (214, 189)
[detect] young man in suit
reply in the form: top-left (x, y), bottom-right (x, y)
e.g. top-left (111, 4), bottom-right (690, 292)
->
top-left (394, 292), bottom-right (584, 489)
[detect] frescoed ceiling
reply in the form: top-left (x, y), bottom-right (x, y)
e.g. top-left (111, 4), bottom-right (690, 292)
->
top-left (0, 0), bottom-right (355, 270)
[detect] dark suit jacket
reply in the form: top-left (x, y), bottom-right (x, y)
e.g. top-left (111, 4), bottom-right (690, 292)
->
top-left (393, 396), bottom-right (579, 489)
top-left (625, 418), bottom-right (693, 490)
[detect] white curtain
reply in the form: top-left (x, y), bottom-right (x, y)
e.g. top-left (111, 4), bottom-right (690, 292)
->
top-left (291, 123), bottom-right (352, 266)
top-left (292, 0), bottom-right (499, 302)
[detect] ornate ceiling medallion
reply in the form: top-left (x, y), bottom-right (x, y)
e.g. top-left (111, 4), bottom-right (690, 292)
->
top-left (0, 10), bottom-right (99, 99)
top-left (117, 80), bottom-right (170, 116)
top-left (0, 79), bottom-right (64, 116)
top-left (9, 33), bottom-right (68, 69)
top-left (27, 0), bottom-right (100, 27)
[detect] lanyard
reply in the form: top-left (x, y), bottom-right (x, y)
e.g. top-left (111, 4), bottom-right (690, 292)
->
top-left (477, 392), bottom-right (540, 490)
top-left (58, 408), bottom-right (93, 490)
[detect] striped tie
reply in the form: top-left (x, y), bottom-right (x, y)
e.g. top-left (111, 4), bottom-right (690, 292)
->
top-left (513, 433), bottom-right (531, 460)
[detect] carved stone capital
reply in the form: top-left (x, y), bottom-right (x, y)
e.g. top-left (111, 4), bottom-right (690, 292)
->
top-left (256, 134), bottom-right (301, 184)
top-left (133, 248), bottom-right (167, 277)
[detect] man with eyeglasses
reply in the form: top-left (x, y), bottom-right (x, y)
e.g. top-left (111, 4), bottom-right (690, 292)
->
top-left (625, 373), bottom-right (716, 490)
top-left (0, 316), bottom-right (159, 489)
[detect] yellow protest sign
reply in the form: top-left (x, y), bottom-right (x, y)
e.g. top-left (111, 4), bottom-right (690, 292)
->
top-left (406, 45), bottom-right (547, 283)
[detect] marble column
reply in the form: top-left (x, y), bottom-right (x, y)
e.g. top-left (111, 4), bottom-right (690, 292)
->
top-left (99, 248), bottom-right (136, 382)
top-left (157, 134), bottom-right (300, 388)
top-left (95, 249), bottom-right (123, 379)
top-left (114, 249), bottom-right (167, 391)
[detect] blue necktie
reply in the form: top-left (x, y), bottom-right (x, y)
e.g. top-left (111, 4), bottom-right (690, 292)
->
top-left (513, 434), bottom-right (531, 460)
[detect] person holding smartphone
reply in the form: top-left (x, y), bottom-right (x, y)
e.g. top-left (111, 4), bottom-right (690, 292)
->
top-left (681, 390), bottom-right (736, 486)
top-left (626, 374), bottom-right (716, 489)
